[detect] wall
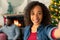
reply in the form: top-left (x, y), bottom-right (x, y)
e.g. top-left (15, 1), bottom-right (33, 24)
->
top-left (15, 0), bottom-right (50, 14)
top-left (14, 0), bottom-right (28, 14)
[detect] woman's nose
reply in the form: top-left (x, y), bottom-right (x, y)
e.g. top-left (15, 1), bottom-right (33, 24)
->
top-left (34, 14), bottom-right (38, 18)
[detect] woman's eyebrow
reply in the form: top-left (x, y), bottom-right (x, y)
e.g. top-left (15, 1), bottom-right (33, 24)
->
top-left (38, 11), bottom-right (42, 12)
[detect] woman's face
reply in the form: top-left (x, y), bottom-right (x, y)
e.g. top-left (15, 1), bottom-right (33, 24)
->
top-left (30, 5), bottom-right (43, 25)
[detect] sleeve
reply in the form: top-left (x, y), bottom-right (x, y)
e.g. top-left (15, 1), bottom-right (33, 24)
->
top-left (51, 28), bottom-right (57, 39)
top-left (44, 24), bottom-right (56, 40)
top-left (13, 26), bottom-right (20, 40)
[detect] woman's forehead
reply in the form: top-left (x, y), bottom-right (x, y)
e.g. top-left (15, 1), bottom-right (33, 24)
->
top-left (31, 5), bottom-right (42, 12)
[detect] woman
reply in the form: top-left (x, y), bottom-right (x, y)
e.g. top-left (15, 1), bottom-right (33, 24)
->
top-left (24, 1), bottom-right (60, 40)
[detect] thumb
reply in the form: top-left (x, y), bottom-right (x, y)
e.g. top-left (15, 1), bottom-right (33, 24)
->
top-left (58, 21), bottom-right (60, 29)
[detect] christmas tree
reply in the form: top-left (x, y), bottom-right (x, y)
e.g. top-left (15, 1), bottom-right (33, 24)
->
top-left (7, 2), bottom-right (13, 14)
top-left (49, 0), bottom-right (60, 26)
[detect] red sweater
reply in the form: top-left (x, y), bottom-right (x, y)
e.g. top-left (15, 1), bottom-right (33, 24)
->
top-left (28, 32), bottom-right (37, 40)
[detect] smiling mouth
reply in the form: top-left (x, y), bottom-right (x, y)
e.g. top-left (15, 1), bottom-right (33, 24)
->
top-left (33, 19), bottom-right (40, 23)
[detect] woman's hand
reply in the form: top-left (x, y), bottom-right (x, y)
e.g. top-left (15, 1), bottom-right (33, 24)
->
top-left (54, 21), bottom-right (60, 39)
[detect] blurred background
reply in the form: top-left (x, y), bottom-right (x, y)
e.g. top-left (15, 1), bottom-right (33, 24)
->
top-left (0, 0), bottom-right (60, 27)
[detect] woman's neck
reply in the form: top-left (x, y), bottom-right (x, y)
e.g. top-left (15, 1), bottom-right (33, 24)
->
top-left (31, 24), bottom-right (40, 33)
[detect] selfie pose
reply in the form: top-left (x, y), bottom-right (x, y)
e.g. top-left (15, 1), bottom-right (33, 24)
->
top-left (24, 1), bottom-right (60, 40)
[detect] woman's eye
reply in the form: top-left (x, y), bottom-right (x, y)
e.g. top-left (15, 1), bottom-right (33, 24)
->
top-left (38, 12), bottom-right (42, 15)
top-left (31, 12), bottom-right (34, 15)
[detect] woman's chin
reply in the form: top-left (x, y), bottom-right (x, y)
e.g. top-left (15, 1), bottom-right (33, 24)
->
top-left (33, 23), bottom-right (40, 25)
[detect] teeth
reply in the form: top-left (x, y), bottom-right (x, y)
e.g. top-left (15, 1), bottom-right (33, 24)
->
top-left (34, 20), bottom-right (39, 23)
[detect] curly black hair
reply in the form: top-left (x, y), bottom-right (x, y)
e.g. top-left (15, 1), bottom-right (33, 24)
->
top-left (24, 1), bottom-right (51, 26)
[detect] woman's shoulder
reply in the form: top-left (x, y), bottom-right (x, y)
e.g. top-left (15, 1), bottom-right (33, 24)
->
top-left (43, 24), bottom-right (54, 33)
top-left (45, 24), bottom-right (54, 29)
top-left (23, 26), bottom-right (31, 32)
top-left (24, 26), bottom-right (31, 30)
top-left (43, 24), bottom-right (56, 34)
